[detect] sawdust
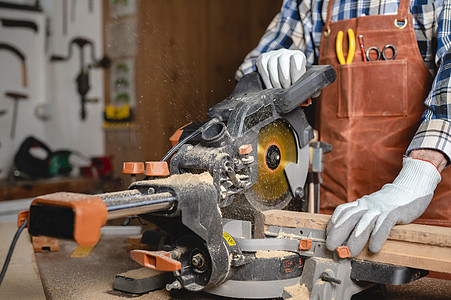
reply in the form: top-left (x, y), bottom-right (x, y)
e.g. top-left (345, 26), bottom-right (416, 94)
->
top-left (274, 232), bottom-right (302, 240)
top-left (314, 257), bottom-right (333, 262)
top-left (36, 192), bottom-right (100, 202)
top-left (137, 288), bottom-right (169, 299)
top-left (217, 204), bottom-right (223, 217)
top-left (386, 277), bottom-right (451, 299)
top-left (284, 283), bottom-right (310, 300)
top-left (64, 278), bottom-right (114, 300)
top-left (255, 250), bottom-right (293, 259)
top-left (315, 279), bottom-right (326, 286)
top-left (157, 172), bottom-right (213, 185)
top-left (68, 279), bottom-right (171, 300)
top-left (98, 189), bottom-right (141, 200)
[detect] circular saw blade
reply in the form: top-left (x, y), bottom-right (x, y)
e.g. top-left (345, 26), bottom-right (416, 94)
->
top-left (244, 119), bottom-right (297, 211)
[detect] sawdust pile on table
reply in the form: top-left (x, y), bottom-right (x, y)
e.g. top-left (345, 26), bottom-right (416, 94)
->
top-left (255, 250), bottom-right (293, 259)
top-left (283, 283), bottom-right (310, 300)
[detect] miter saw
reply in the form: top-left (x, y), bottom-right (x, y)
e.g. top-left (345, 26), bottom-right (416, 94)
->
top-left (16, 66), bottom-right (428, 299)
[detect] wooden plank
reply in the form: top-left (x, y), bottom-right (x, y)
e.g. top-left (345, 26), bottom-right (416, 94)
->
top-left (260, 210), bottom-right (451, 273)
top-left (356, 241), bottom-right (451, 273)
top-left (262, 210), bottom-right (451, 247)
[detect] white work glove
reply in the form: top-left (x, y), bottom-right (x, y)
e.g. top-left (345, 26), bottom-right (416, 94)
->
top-left (326, 157), bottom-right (441, 257)
top-left (256, 49), bottom-right (307, 89)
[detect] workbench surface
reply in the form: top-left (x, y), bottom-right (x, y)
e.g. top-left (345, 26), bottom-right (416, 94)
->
top-left (1, 222), bottom-right (450, 299)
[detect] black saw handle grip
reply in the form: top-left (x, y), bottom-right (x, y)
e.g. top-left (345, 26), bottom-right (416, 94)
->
top-left (206, 65), bottom-right (336, 121)
top-left (273, 65), bottom-right (336, 114)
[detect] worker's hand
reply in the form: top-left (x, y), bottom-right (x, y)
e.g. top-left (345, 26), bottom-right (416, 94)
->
top-left (326, 157), bottom-right (441, 257)
top-left (256, 49), bottom-right (306, 89)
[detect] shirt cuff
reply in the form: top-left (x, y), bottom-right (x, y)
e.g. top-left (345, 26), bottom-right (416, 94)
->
top-left (407, 119), bottom-right (451, 166)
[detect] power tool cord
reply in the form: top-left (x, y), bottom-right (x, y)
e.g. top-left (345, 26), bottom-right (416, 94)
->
top-left (0, 219), bottom-right (28, 286)
top-left (160, 127), bottom-right (202, 162)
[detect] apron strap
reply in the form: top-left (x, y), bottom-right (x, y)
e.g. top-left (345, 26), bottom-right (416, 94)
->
top-left (324, 0), bottom-right (411, 35)
top-left (397, 0), bottom-right (410, 22)
top-left (323, 0), bottom-right (335, 36)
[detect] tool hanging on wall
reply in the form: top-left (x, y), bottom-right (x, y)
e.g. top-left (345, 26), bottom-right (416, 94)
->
top-left (1, 18), bottom-right (38, 33)
top-left (5, 92), bottom-right (28, 139)
top-left (0, 43), bottom-right (27, 87)
top-left (88, 0), bottom-right (94, 13)
top-left (12, 136), bottom-right (85, 180)
top-left (0, 1), bottom-right (42, 12)
top-left (50, 37), bottom-right (110, 120)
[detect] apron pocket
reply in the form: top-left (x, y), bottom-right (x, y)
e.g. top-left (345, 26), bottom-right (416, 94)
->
top-left (337, 60), bottom-right (408, 117)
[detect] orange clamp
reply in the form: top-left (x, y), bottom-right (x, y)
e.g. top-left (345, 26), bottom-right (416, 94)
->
top-left (298, 239), bottom-right (312, 250)
top-left (145, 161), bottom-right (169, 177)
top-left (336, 246), bottom-right (351, 258)
top-left (122, 162), bottom-right (145, 175)
top-left (238, 144), bottom-right (253, 155)
top-left (31, 193), bottom-right (107, 246)
top-left (130, 250), bottom-right (181, 271)
top-left (17, 210), bottom-right (29, 228)
top-left (300, 98), bottom-right (312, 107)
top-left (169, 122), bottom-right (192, 147)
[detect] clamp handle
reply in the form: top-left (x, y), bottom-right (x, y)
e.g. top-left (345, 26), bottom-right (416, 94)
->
top-left (122, 162), bottom-right (145, 174)
top-left (130, 250), bottom-right (181, 272)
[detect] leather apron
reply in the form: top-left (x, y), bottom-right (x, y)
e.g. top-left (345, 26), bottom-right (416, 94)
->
top-left (317, 0), bottom-right (451, 226)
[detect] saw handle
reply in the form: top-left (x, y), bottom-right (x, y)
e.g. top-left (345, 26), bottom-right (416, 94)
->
top-left (274, 65), bottom-right (336, 114)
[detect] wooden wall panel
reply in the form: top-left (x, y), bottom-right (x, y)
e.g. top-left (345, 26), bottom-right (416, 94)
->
top-left (107, 0), bottom-right (282, 184)
top-left (205, 0), bottom-right (283, 108)
top-left (136, 0), bottom-right (209, 161)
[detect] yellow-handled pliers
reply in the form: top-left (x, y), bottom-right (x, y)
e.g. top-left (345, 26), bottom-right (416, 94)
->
top-left (336, 29), bottom-right (356, 64)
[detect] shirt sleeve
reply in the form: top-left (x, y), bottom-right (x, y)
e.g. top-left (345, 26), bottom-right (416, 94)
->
top-left (407, 1), bottom-right (451, 165)
top-left (235, 0), bottom-right (306, 80)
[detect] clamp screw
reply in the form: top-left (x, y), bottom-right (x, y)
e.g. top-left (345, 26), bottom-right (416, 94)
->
top-left (320, 272), bottom-right (342, 284)
top-left (336, 246), bottom-right (351, 258)
top-left (298, 239), bottom-right (312, 250)
top-left (166, 280), bottom-right (182, 291)
top-left (294, 187), bottom-right (304, 200)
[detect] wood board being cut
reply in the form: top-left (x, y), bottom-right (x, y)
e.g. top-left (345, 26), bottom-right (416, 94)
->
top-left (258, 210), bottom-right (451, 274)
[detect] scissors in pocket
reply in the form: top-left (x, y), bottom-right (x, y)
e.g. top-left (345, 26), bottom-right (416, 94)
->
top-left (336, 29), bottom-right (356, 64)
top-left (365, 44), bottom-right (397, 61)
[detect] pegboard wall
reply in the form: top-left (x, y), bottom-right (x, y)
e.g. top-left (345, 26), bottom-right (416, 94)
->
top-left (0, 0), bottom-right (105, 180)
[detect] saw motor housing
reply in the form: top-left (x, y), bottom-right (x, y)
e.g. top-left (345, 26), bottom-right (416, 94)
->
top-left (170, 67), bottom-right (334, 210)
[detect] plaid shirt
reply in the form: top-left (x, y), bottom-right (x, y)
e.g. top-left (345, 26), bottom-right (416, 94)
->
top-left (237, 0), bottom-right (451, 164)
